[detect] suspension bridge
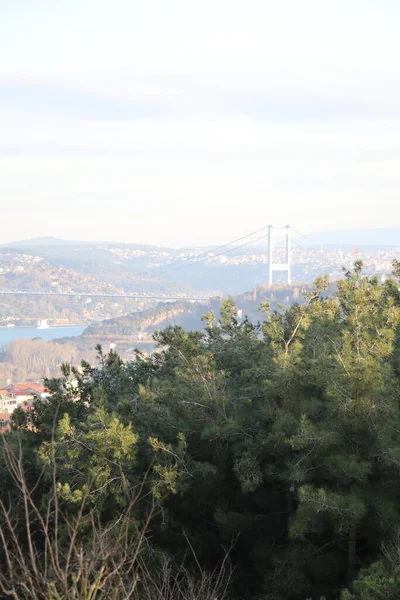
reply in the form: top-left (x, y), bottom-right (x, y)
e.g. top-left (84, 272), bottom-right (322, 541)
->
top-left (0, 225), bottom-right (318, 299)
top-left (0, 291), bottom-right (210, 301)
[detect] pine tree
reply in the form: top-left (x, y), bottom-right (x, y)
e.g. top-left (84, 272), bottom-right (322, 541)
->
top-left (289, 264), bottom-right (400, 587)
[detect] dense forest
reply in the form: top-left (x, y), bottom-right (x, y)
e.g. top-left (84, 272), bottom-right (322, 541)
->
top-left (1, 261), bottom-right (400, 599)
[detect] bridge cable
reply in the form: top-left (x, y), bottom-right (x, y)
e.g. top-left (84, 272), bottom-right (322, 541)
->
top-left (272, 227), bottom-right (311, 253)
top-left (290, 227), bottom-right (327, 253)
top-left (156, 225), bottom-right (269, 275)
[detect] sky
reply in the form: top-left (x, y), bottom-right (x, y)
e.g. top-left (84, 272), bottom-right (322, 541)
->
top-left (1, 0), bottom-right (400, 247)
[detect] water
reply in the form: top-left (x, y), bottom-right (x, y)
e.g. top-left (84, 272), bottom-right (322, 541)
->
top-left (0, 326), bottom-right (86, 346)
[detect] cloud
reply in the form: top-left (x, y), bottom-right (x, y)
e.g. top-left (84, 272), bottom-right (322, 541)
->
top-left (0, 0), bottom-right (399, 244)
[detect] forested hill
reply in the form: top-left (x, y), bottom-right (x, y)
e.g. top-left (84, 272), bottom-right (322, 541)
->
top-left (82, 300), bottom-right (203, 336)
top-left (81, 282), bottom-right (328, 338)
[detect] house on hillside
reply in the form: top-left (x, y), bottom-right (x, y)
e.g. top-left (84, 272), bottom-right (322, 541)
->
top-left (0, 396), bottom-right (18, 414)
top-left (5, 383), bottom-right (50, 400)
top-left (0, 383), bottom-right (50, 422)
top-left (9, 390), bottom-right (36, 402)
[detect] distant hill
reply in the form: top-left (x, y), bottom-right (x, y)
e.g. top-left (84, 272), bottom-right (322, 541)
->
top-left (82, 301), bottom-right (205, 337)
top-left (308, 227), bottom-right (400, 247)
top-left (0, 237), bottom-right (170, 252)
top-left (79, 283), bottom-right (323, 341)
top-left (0, 240), bottom-right (193, 295)
top-left (2, 237), bottom-right (76, 247)
top-left (0, 238), bottom-right (271, 295)
top-left (2, 228), bottom-right (399, 252)
top-left (1, 232), bottom-right (398, 302)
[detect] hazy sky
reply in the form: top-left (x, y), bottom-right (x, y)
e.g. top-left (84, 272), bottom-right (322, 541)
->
top-left (1, 0), bottom-right (400, 246)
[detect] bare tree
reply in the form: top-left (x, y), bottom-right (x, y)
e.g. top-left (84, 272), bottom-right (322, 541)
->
top-left (0, 435), bottom-right (231, 600)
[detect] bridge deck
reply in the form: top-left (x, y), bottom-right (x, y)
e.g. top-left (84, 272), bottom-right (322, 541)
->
top-left (0, 290), bottom-right (211, 301)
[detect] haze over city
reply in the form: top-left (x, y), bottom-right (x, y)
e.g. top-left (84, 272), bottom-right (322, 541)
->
top-left (1, 0), bottom-right (400, 245)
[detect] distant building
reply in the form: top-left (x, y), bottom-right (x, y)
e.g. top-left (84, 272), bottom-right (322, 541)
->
top-left (3, 383), bottom-right (50, 406)
top-left (0, 382), bottom-right (49, 424)
top-left (9, 390), bottom-right (34, 402)
top-left (5, 383), bottom-right (50, 399)
top-left (0, 397), bottom-right (18, 414)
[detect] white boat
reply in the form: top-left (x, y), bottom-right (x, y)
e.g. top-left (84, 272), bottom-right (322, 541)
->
top-left (37, 319), bottom-right (50, 330)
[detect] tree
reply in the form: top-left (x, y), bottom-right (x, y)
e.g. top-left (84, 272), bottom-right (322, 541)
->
top-left (289, 264), bottom-right (400, 587)
top-left (2, 266), bottom-right (400, 599)
top-left (392, 259), bottom-right (400, 280)
top-left (342, 529), bottom-right (400, 599)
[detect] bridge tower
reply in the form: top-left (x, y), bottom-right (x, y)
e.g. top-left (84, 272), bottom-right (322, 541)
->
top-left (267, 225), bottom-right (291, 285)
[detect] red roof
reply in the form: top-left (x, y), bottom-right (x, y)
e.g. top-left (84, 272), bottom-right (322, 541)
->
top-left (7, 383), bottom-right (48, 394)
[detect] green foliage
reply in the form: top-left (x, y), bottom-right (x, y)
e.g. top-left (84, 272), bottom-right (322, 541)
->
top-left (392, 258), bottom-right (400, 279)
top-left (38, 407), bottom-right (138, 507)
top-left (342, 559), bottom-right (400, 600)
top-left (342, 531), bottom-right (400, 599)
top-left (2, 263), bottom-right (400, 599)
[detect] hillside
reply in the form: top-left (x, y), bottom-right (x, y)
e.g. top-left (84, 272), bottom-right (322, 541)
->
top-left (0, 239), bottom-right (264, 295)
top-left (82, 300), bottom-right (203, 337)
top-left (1, 237), bottom-right (166, 252)
top-left (0, 236), bottom-right (398, 329)
top-left (0, 247), bottom-right (195, 325)
top-left (79, 282), bottom-right (323, 343)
